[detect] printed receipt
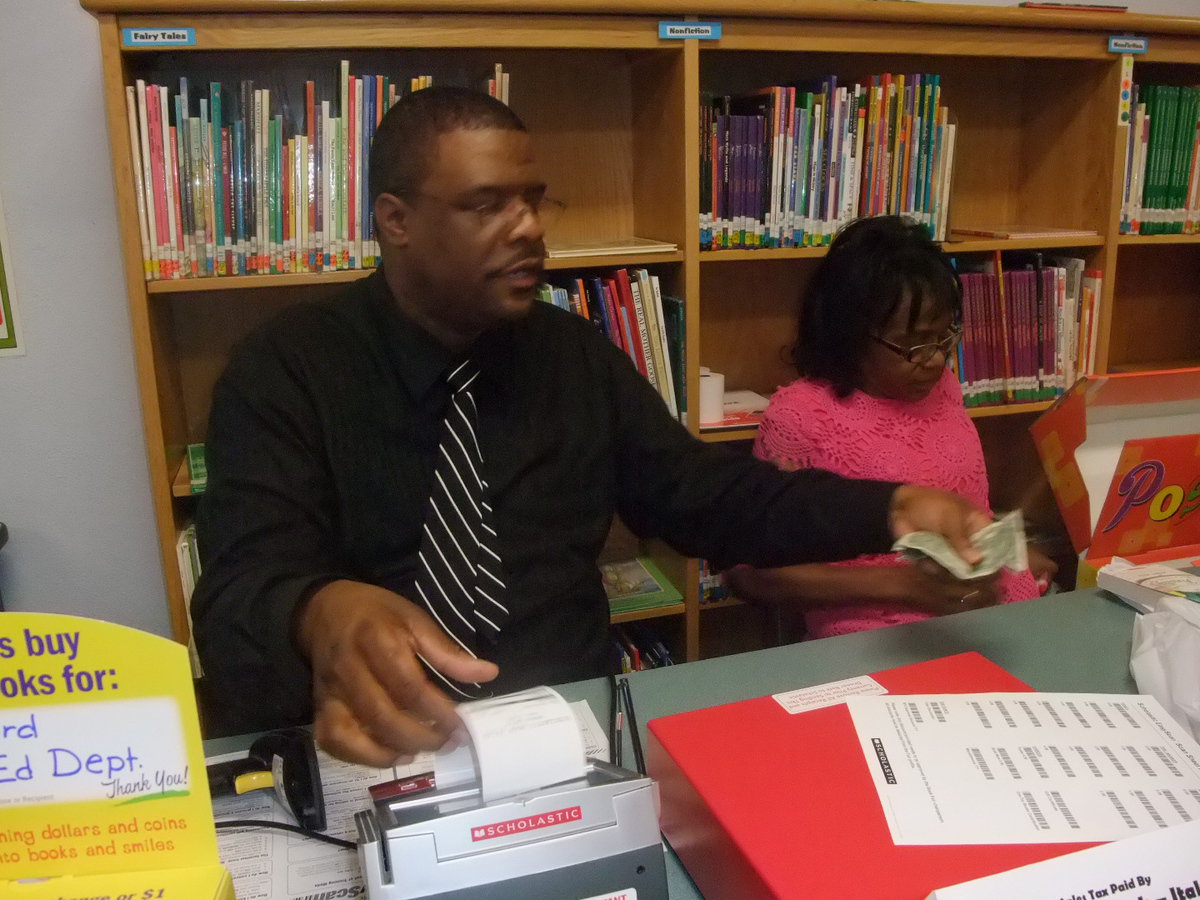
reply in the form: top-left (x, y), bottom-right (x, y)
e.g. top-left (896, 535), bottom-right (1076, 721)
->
top-left (210, 698), bottom-right (607, 900)
top-left (456, 686), bottom-right (588, 803)
top-left (847, 692), bottom-right (1200, 845)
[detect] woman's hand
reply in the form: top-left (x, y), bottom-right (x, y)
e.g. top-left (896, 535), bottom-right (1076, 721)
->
top-left (1027, 545), bottom-right (1059, 593)
top-left (881, 558), bottom-right (1001, 616)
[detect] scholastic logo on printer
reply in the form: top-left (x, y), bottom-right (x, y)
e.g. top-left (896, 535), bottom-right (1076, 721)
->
top-left (471, 805), bottom-right (583, 841)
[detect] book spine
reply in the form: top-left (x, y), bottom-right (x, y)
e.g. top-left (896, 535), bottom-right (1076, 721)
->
top-left (158, 86), bottom-right (181, 279)
top-left (625, 270), bottom-right (657, 387)
top-left (207, 83), bottom-right (224, 275)
top-left (347, 74), bottom-right (357, 268)
top-left (937, 120), bottom-right (957, 242)
top-left (866, 79), bottom-right (883, 216)
top-left (339, 59), bottom-right (349, 269)
top-left (137, 84), bottom-right (163, 282)
top-left (322, 99), bottom-right (333, 270)
top-left (922, 76), bottom-right (941, 228)
top-left (251, 88), bottom-right (262, 272)
top-left (125, 86), bottom-right (154, 280)
top-left (285, 133), bottom-right (295, 273)
top-left (807, 98), bottom-right (824, 245)
top-left (1187, 115), bottom-right (1200, 234)
top-left (173, 90), bottom-right (195, 277)
top-left (305, 81), bottom-right (316, 271)
top-left (145, 85), bottom-right (169, 279)
top-left (648, 273), bottom-right (679, 419)
top-left (169, 124), bottom-right (187, 280)
top-left (198, 98), bottom-right (214, 275)
top-left (1131, 101), bottom-right (1148, 234)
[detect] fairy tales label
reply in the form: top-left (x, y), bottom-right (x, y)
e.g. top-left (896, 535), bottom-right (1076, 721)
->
top-left (0, 613), bottom-right (219, 881)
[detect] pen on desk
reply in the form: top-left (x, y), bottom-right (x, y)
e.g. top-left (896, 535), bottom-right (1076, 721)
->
top-left (618, 677), bottom-right (645, 775)
top-left (607, 672), bottom-right (619, 759)
top-left (609, 672), bottom-right (624, 768)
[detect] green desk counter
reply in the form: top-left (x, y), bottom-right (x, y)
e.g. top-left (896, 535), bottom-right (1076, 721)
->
top-left (205, 588), bottom-right (1137, 899)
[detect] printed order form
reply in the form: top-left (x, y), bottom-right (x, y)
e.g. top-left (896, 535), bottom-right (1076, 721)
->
top-left (847, 693), bottom-right (1200, 845)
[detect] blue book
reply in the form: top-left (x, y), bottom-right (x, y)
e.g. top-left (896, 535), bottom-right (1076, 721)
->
top-left (209, 82), bottom-right (225, 271)
top-left (232, 119), bottom-right (246, 274)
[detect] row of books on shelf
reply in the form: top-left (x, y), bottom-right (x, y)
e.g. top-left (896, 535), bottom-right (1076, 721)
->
top-left (700, 74), bottom-right (957, 250)
top-left (538, 268), bottom-right (686, 423)
top-left (698, 558), bottom-right (731, 604)
top-left (125, 61), bottom-right (510, 280)
top-left (953, 254), bottom-right (1101, 407)
top-left (1120, 82), bottom-right (1200, 235)
top-left (610, 623), bottom-right (675, 672)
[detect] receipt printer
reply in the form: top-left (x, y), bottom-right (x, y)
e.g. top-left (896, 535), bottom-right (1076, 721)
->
top-left (355, 759), bottom-right (667, 900)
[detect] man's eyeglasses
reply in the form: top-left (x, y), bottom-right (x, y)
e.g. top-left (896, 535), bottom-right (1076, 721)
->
top-left (401, 189), bottom-right (566, 230)
top-left (871, 326), bottom-right (963, 365)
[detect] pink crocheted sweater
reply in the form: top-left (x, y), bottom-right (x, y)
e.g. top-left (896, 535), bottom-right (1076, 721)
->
top-left (752, 368), bottom-right (1039, 638)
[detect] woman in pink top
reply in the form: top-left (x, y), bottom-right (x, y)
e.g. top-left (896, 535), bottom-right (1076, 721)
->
top-left (725, 216), bottom-right (1054, 638)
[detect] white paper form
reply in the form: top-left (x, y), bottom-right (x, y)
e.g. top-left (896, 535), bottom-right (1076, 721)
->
top-left (209, 747), bottom-right (396, 900)
top-left (208, 700), bottom-right (607, 900)
top-left (847, 693), bottom-right (1200, 845)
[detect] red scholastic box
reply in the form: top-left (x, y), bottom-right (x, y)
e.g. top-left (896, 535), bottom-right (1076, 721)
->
top-left (646, 653), bottom-right (1099, 900)
top-left (1030, 368), bottom-right (1200, 584)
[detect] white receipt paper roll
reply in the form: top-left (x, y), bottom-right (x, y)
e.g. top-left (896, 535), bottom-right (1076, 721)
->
top-left (454, 686), bottom-right (587, 803)
top-left (699, 369), bottom-right (725, 425)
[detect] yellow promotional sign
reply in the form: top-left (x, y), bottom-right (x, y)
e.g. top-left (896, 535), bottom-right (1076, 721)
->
top-left (1, 612), bottom-right (231, 899)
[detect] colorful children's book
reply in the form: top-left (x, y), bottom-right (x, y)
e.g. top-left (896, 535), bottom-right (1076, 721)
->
top-left (601, 557), bottom-right (683, 614)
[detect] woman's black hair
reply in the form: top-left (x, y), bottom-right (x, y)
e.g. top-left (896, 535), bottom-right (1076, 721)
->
top-left (790, 215), bottom-right (962, 397)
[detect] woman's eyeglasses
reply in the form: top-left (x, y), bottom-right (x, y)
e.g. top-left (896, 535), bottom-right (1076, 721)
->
top-left (871, 326), bottom-right (963, 365)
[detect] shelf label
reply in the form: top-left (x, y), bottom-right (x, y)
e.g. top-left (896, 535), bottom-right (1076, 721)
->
top-left (122, 27), bottom-right (196, 47)
top-left (658, 21), bottom-right (721, 40)
top-left (1108, 35), bottom-right (1148, 54)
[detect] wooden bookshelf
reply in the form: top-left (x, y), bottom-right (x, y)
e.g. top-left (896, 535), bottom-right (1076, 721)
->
top-left (84, 0), bottom-right (1200, 666)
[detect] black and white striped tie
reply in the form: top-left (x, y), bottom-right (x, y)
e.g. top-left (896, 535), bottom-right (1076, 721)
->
top-left (413, 359), bottom-right (509, 698)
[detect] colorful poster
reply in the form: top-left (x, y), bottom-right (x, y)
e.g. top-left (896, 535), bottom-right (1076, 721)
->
top-left (0, 186), bottom-right (24, 356)
top-left (1092, 433), bottom-right (1200, 561)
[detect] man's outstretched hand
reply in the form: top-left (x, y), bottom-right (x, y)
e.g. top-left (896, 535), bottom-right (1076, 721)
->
top-left (295, 579), bottom-right (499, 766)
top-left (889, 484), bottom-right (992, 569)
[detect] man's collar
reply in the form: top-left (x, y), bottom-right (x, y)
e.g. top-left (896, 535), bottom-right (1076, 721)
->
top-left (366, 268), bottom-right (519, 398)
top-left (365, 269), bottom-right (454, 400)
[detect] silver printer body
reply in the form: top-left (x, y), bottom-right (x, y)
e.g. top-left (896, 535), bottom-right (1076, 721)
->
top-left (356, 760), bottom-right (667, 900)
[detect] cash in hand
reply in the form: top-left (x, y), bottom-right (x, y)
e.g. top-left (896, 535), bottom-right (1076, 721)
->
top-left (892, 510), bottom-right (1029, 581)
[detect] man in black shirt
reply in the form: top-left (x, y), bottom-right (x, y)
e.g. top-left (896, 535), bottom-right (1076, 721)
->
top-left (193, 87), bottom-right (991, 766)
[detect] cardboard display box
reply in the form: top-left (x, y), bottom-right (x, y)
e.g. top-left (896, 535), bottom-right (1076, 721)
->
top-left (1030, 368), bottom-right (1200, 586)
top-left (1, 613), bottom-right (234, 900)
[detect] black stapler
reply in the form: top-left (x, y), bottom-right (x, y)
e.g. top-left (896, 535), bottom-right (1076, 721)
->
top-left (207, 727), bottom-right (326, 830)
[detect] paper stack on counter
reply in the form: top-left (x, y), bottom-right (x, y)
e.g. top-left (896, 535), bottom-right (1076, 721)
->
top-left (1097, 557), bottom-right (1200, 613)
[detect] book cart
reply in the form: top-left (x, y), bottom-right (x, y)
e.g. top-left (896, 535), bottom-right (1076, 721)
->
top-left (81, 0), bottom-right (1200, 667)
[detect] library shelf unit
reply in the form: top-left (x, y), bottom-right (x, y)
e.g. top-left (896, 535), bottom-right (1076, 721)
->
top-left (83, 0), bottom-right (1200, 667)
